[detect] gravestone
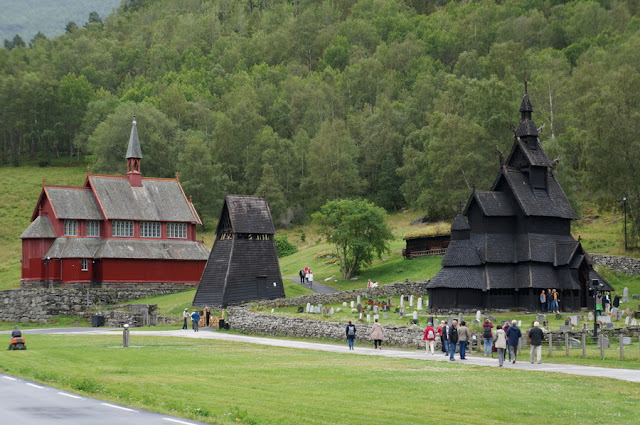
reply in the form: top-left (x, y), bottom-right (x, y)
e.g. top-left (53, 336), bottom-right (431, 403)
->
top-left (623, 336), bottom-right (632, 345)
top-left (373, 305), bottom-right (379, 315)
top-left (336, 308), bottom-right (341, 313)
top-left (472, 319), bottom-right (480, 326)
top-left (413, 310), bottom-right (419, 320)
top-left (356, 303), bottom-right (363, 313)
top-left (604, 323), bottom-right (615, 329)
top-left (366, 314), bottom-right (371, 322)
top-left (374, 314), bottom-right (379, 321)
top-left (611, 307), bottom-right (619, 319)
top-left (350, 301), bottom-right (355, 308)
top-left (476, 310), bottom-right (482, 322)
top-left (400, 296), bottom-right (405, 307)
top-left (599, 315), bottom-right (612, 324)
top-left (597, 337), bottom-right (610, 349)
top-left (359, 311), bottom-right (364, 320)
top-left (559, 325), bottom-right (572, 331)
top-left (536, 314), bottom-right (546, 322)
top-left (517, 320), bottom-right (522, 327)
top-left (383, 313), bottom-right (389, 319)
top-left (306, 303), bottom-right (311, 313)
top-left (399, 306), bottom-right (405, 318)
top-left (409, 295), bottom-right (414, 308)
top-left (615, 309), bottom-right (622, 321)
top-left (588, 312), bottom-right (594, 321)
top-left (343, 302), bottom-right (347, 307)
top-left (631, 318), bottom-right (638, 326)
top-left (623, 287), bottom-right (629, 303)
top-left (555, 314), bottom-right (562, 320)
top-left (569, 337), bottom-right (581, 348)
top-left (458, 312), bottom-right (464, 324)
top-left (583, 323), bottom-right (589, 330)
top-left (387, 297), bottom-right (392, 306)
top-left (357, 295), bottom-right (361, 305)
top-left (568, 315), bottom-right (580, 326)
top-left (625, 316), bottom-right (630, 325)
top-left (329, 308), bottom-right (334, 315)
top-left (417, 297), bottom-right (423, 310)
top-left (633, 294), bottom-right (640, 300)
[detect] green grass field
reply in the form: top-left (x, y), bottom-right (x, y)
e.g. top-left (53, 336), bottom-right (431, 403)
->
top-left (1, 334), bottom-right (639, 425)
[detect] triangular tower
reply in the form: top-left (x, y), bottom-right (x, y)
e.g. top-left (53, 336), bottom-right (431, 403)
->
top-left (193, 195), bottom-right (285, 307)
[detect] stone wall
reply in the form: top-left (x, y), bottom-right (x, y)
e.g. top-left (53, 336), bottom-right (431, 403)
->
top-left (254, 280), bottom-right (430, 308)
top-left (0, 287), bottom-right (186, 323)
top-left (227, 306), bottom-right (427, 348)
top-left (590, 254), bottom-right (640, 275)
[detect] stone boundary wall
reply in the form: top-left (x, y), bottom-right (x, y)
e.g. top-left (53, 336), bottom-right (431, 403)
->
top-left (590, 254), bottom-right (640, 275)
top-left (227, 306), bottom-right (426, 348)
top-left (254, 280), bottom-right (430, 308)
top-left (0, 287), bottom-right (187, 323)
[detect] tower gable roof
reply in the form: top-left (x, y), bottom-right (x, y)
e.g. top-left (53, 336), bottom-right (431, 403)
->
top-left (465, 191), bottom-right (516, 217)
top-left (221, 195), bottom-right (275, 234)
top-left (507, 138), bottom-right (551, 168)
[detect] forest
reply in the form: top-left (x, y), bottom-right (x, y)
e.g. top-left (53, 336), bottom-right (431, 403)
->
top-left (1, 0), bottom-right (639, 237)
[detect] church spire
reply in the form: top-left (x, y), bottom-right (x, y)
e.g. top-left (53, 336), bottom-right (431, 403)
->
top-left (126, 116), bottom-right (143, 186)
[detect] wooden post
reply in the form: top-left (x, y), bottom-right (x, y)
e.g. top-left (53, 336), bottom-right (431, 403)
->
top-left (548, 332), bottom-right (553, 357)
top-left (581, 331), bottom-right (586, 358)
top-left (565, 332), bottom-right (569, 357)
top-left (599, 334), bottom-right (604, 359)
top-left (620, 334), bottom-right (624, 360)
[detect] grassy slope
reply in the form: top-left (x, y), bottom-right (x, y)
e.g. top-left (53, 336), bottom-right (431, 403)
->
top-left (1, 334), bottom-right (638, 425)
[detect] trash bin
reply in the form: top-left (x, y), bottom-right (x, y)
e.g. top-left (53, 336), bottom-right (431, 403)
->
top-left (91, 315), bottom-right (104, 327)
top-left (218, 319), bottom-right (225, 329)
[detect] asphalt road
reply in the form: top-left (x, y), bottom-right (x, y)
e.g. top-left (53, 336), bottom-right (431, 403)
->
top-left (0, 373), bottom-right (209, 425)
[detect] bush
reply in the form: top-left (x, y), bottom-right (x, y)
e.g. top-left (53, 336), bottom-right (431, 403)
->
top-left (275, 235), bottom-right (298, 258)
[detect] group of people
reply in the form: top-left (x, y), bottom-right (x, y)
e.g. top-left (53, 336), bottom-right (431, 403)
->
top-left (595, 291), bottom-right (616, 315)
top-left (539, 289), bottom-right (561, 313)
top-left (345, 319), bottom-right (384, 350)
top-left (183, 308), bottom-right (206, 332)
top-left (299, 266), bottom-right (313, 285)
top-left (420, 318), bottom-right (546, 366)
top-left (422, 319), bottom-right (471, 360)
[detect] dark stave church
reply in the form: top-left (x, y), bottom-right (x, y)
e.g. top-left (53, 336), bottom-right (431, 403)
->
top-left (427, 93), bottom-right (613, 311)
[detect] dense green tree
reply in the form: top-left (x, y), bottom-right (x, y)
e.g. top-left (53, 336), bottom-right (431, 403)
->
top-left (312, 198), bottom-right (394, 279)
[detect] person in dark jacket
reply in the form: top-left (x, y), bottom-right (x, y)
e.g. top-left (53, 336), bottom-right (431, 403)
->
top-left (346, 321), bottom-right (357, 350)
top-left (613, 293), bottom-right (621, 308)
top-left (528, 321), bottom-right (544, 364)
top-left (440, 320), bottom-right (449, 356)
top-left (448, 320), bottom-right (459, 361)
top-left (506, 320), bottom-right (522, 364)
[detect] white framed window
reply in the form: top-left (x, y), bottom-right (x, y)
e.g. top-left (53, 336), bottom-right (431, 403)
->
top-left (112, 220), bottom-right (133, 237)
top-left (86, 221), bottom-right (100, 237)
top-left (64, 220), bottom-right (78, 236)
top-left (140, 221), bottom-right (161, 238)
top-left (81, 258), bottom-right (89, 271)
top-left (167, 222), bottom-right (187, 239)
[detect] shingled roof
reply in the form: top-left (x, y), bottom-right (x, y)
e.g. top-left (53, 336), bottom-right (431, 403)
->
top-left (467, 191), bottom-right (516, 216)
top-left (44, 238), bottom-right (208, 260)
top-left (20, 215), bottom-right (56, 239)
top-left (88, 176), bottom-right (200, 223)
top-left (126, 117), bottom-right (142, 159)
top-left (43, 187), bottom-right (104, 220)
top-left (220, 195), bottom-right (275, 234)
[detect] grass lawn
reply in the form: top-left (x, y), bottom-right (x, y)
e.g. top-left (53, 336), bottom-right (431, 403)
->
top-left (1, 334), bottom-right (639, 425)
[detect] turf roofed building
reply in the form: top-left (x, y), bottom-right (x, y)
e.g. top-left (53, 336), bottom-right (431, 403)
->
top-left (427, 93), bottom-right (613, 311)
top-left (20, 118), bottom-right (209, 287)
top-left (193, 195), bottom-right (285, 308)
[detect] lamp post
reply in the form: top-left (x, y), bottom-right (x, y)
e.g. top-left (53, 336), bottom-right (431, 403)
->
top-left (619, 197), bottom-right (627, 251)
top-left (590, 279), bottom-right (604, 338)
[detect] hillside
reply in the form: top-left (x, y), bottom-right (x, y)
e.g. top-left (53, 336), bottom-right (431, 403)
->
top-left (0, 0), bottom-right (121, 42)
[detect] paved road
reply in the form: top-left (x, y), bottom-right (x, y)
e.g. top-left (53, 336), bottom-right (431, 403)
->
top-left (0, 373), bottom-right (209, 425)
top-left (14, 327), bottom-right (640, 384)
top-left (284, 276), bottom-right (339, 294)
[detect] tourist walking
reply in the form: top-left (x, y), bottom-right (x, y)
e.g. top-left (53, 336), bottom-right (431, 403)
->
top-left (440, 320), bottom-right (449, 356)
top-left (546, 289), bottom-right (553, 313)
top-left (503, 321), bottom-right (511, 360)
top-left (191, 310), bottom-right (200, 332)
top-left (299, 269), bottom-right (305, 283)
top-left (506, 320), bottom-right (522, 364)
top-left (457, 320), bottom-right (470, 360)
top-left (369, 318), bottom-right (384, 349)
top-left (540, 290), bottom-right (546, 312)
top-left (595, 292), bottom-right (603, 316)
top-left (528, 321), bottom-right (544, 364)
top-left (304, 266), bottom-right (311, 283)
top-left (346, 321), bottom-right (357, 350)
top-left (448, 320), bottom-right (459, 361)
top-left (552, 289), bottom-right (560, 313)
top-left (603, 291), bottom-right (611, 313)
top-left (182, 308), bottom-right (189, 329)
top-left (494, 325), bottom-right (507, 367)
top-left (482, 319), bottom-right (493, 357)
top-left (423, 322), bottom-right (436, 355)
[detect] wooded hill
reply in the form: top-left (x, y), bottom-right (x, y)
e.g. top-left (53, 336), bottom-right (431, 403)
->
top-left (1, 0), bottom-right (639, 238)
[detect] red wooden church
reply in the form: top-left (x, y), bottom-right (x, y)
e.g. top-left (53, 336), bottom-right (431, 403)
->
top-left (20, 118), bottom-right (209, 287)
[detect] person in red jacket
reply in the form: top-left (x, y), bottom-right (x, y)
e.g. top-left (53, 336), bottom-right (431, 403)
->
top-left (423, 322), bottom-right (436, 355)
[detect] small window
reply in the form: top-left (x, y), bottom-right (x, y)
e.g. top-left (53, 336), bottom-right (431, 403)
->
top-left (141, 221), bottom-right (161, 238)
top-left (64, 220), bottom-right (78, 236)
top-left (167, 222), bottom-right (187, 239)
top-left (81, 258), bottom-right (89, 271)
top-left (112, 220), bottom-right (133, 237)
top-left (86, 221), bottom-right (100, 237)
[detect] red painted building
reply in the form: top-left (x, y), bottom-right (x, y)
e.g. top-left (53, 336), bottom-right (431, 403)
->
top-left (20, 118), bottom-right (208, 287)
